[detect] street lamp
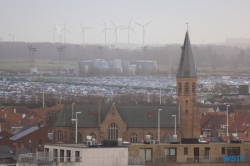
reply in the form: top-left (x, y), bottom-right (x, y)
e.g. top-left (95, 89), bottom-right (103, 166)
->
top-left (172, 115), bottom-right (177, 142)
top-left (72, 112), bottom-right (81, 143)
top-left (158, 109), bottom-right (162, 142)
top-left (227, 105), bottom-right (230, 136)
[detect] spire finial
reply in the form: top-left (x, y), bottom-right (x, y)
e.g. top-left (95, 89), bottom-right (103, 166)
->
top-left (186, 23), bottom-right (188, 32)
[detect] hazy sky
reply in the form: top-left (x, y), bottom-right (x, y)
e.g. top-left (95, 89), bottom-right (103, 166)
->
top-left (1, 0), bottom-right (250, 45)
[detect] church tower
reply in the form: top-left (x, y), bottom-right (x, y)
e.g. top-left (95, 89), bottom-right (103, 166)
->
top-left (176, 31), bottom-right (200, 138)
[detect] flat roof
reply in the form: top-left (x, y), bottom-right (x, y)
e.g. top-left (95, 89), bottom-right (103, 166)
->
top-left (44, 143), bottom-right (128, 149)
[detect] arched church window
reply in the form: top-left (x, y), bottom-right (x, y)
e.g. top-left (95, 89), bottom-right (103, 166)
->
top-left (130, 133), bottom-right (138, 143)
top-left (77, 132), bottom-right (82, 143)
top-left (192, 83), bottom-right (195, 94)
top-left (58, 130), bottom-right (63, 143)
top-left (185, 83), bottom-right (189, 95)
top-left (178, 82), bottom-right (182, 95)
top-left (108, 123), bottom-right (118, 139)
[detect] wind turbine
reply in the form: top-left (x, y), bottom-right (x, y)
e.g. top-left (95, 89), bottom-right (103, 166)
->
top-left (46, 22), bottom-right (57, 43)
top-left (110, 20), bottom-right (124, 44)
top-left (79, 21), bottom-right (92, 45)
top-left (8, 33), bottom-right (14, 42)
top-left (99, 19), bottom-right (113, 45)
top-left (120, 18), bottom-right (136, 48)
top-left (61, 21), bottom-right (71, 44)
top-left (135, 20), bottom-right (153, 45)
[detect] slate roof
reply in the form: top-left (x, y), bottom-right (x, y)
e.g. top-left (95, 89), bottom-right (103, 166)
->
top-left (9, 125), bottom-right (45, 140)
top-left (0, 145), bottom-right (30, 160)
top-left (54, 104), bottom-right (179, 128)
top-left (161, 131), bottom-right (175, 143)
top-left (176, 31), bottom-right (197, 78)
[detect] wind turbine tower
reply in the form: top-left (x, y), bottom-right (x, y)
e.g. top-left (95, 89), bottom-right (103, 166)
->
top-left (110, 20), bottom-right (124, 44)
top-left (46, 22), bottom-right (57, 43)
top-left (61, 21), bottom-right (71, 44)
top-left (99, 19), bottom-right (113, 45)
top-left (79, 21), bottom-right (92, 44)
top-left (121, 18), bottom-right (136, 48)
top-left (135, 20), bottom-right (153, 45)
top-left (8, 33), bottom-right (14, 42)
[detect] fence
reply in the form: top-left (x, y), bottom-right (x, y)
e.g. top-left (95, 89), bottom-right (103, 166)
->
top-left (129, 155), bottom-right (250, 165)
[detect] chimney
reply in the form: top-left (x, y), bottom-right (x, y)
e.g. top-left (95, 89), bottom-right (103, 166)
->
top-left (20, 141), bottom-right (24, 148)
top-left (98, 101), bottom-right (101, 126)
top-left (13, 143), bottom-right (18, 155)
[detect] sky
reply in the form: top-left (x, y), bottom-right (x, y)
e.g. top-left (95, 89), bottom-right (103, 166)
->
top-left (0, 0), bottom-right (250, 45)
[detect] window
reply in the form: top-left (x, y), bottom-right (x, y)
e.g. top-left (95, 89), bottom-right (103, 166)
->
top-left (75, 151), bottom-right (80, 162)
top-left (139, 148), bottom-right (152, 162)
top-left (221, 147), bottom-right (225, 155)
top-left (29, 139), bottom-right (32, 147)
top-left (205, 147), bottom-right (210, 160)
top-left (147, 111), bottom-right (152, 117)
top-left (192, 83), bottom-right (195, 94)
top-left (66, 150), bottom-right (71, 162)
top-left (58, 130), bottom-right (63, 143)
top-left (185, 83), bottom-right (189, 95)
top-left (60, 150), bottom-right (64, 162)
top-left (77, 132), bottom-right (82, 143)
top-left (164, 148), bottom-right (176, 162)
top-left (227, 147), bottom-right (240, 156)
top-left (130, 133), bottom-right (138, 143)
top-left (184, 147), bottom-right (188, 155)
top-left (38, 139), bottom-right (42, 146)
top-left (108, 123), bottom-right (118, 139)
top-left (178, 82), bottom-right (182, 95)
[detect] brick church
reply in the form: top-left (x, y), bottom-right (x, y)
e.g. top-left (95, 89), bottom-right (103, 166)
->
top-left (53, 31), bottom-right (200, 144)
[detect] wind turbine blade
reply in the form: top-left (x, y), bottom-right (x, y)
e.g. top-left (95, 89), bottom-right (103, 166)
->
top-left (130, 28), bottom-right (136, 34)
top-left (80, 30), bottom-right (84, 36)
top-left (78, 20), bottom-right (84, 28)
top-left (99, 29), bottom-right (105, 35)
top-left (65, 29), bottom-right (71, 34)
top-left (120, 27), bottom-right (128, 30)
top-left (110, 20), bottom-right (116, 27)
top-left (113, 29), bottom-right (116, 36)
top-left (145, 20), bottom-right (153, 26)
top-left (46, 29), bottom-right (53, 33)
top-left (118, 25), bottom-right (126, 28)
top-left (106, 28), bottom-right (114, 31)
top-left (135, 22), bottom-right (143, 26)
top-left (129, 17), bottom-right (132, 26)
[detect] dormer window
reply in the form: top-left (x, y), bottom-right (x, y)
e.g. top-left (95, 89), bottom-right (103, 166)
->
top-left (147, 110), bottom-right (152, 117)
top-left (89, 110), bottom-right (94, 117)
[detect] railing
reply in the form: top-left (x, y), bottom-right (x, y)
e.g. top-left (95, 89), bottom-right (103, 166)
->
top-left (128, 155), bottom-right (250, 164)
top-left (18, 154), bottom-right (82, 163)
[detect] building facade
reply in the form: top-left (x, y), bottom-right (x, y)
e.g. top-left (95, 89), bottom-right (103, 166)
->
top-left (53, 31), bottom-right (200, 144)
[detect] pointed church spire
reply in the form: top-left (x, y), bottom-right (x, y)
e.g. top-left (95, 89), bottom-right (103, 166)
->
top-left (176, 31), bottom-right (197, 77)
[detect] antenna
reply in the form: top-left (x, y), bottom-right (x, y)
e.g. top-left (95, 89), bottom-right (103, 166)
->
top-left (110, 20), bottom-right (125, 44)
top-left (79, 21), bottom-right (92, 45)
top-left (99, 19), bottom-right (113, 45)
top-left (135, 20), bottom-right (153, 45)
top-left (61, 21), bottom-right (71, 44)
top-left (186, 23), bottom-right (188, 32)
top-left (120, 17), bottom-right (136, 48)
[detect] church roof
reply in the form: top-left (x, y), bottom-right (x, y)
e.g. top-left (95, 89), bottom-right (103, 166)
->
top-left (54, 104), bottom-right (179, 128)
top-left (176, 31), bottom-right (197, 78)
